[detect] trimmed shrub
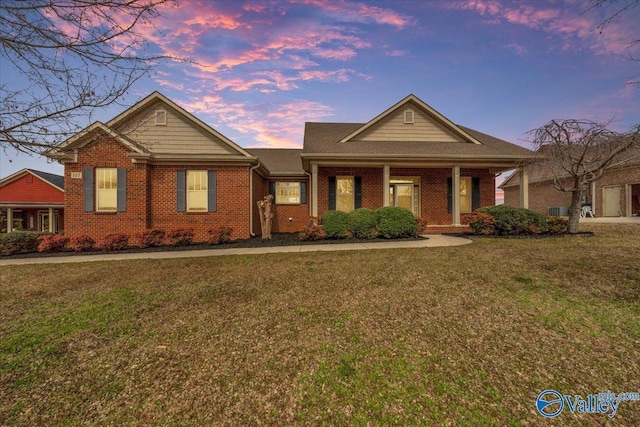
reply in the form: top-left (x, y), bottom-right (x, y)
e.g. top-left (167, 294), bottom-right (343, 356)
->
top-left (0, 231), bottom-right (43, 256)
top-left (37, 234), bottom-right (69, 252)
top-left (477, 205), bottom-right (549, 235)
top-left (208, 226), bottom-right (233, 245)
top-left (348, 208), bottom-right (377, 239)
top-left (375, 206), bottom-right (418, 238)
top-left (166, 228), bottom-right (195, 246)
top-left (68, 235), bottom-right (96, 252)
top-left (100, 233), bottom-right (129, 251)
top-left (136, 229), bottom-right (165, 248)
top-left (547, 216), bottom-right (569, 234)
top-left (321, 210), bottom-right (351, 238)
top-left (299, 218), bottom-right (328, 241)
top-left (464, 211), bottom-right (498, 235)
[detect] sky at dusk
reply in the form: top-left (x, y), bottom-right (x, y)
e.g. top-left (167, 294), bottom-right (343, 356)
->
top-left (1, 0), bottom-right (639, 201)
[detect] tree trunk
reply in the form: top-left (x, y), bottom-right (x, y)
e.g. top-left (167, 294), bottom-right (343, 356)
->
top-left (568, 188), bottom-right (583, 234)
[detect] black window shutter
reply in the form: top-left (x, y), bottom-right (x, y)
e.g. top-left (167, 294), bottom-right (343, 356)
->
top-left (269, 181), bottom-right (276, 201)
top-left (472, 177), bottom-right (481, 211)
top-left (83, 167), bottom-right (94, 212)
top-left (328, 177), bottom-right (336, 210)
top-left (117, 168), bottom-right (126, 212)
top-left (177, 170), bottom-right (186, 212)
top-left (354, 176), bottom-right (362, 209)
top-left (447, 177), bottom-right (452, 213)
top-left (300, 182), bottom-right (307, 204)
top-left (208, 170), bottom-right (217, 212)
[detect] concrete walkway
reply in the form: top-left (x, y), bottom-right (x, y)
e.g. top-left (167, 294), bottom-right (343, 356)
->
top-left (0, 234), bottom-right (471, 266)
top-left (580, 216), bottom-right (640, 224)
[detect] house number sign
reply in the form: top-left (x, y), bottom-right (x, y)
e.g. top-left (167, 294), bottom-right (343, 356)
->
top-left (71, 172), bottom-right (82, 179)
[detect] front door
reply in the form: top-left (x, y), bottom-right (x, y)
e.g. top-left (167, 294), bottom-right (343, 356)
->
top-left (38, 211), bottom-right (50, 232)
top-left (603, 186), bottom-right (621, 217)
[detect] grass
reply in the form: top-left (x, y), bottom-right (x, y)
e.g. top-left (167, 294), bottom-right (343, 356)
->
top-left (1, 224), bottom-right (639, 426)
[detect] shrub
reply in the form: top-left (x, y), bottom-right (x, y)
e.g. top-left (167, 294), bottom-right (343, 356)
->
top-left (321, 210), bottom-right (351, 238)
top-left (37, 234), bottom-right (69, 252)
top-left (348, 208), bottom-right (377, 239)
top-left (68, 235), bottom-right (96, 252)
top-left (135, 229), bottom-right (165, 248)
top-left (299, 218), bottom-right (328, 241)
top-left (375, 206), bottom-right (418, 238)
top-left (166, 228), bottom-right (195, 246)
top-left (208, 226), bottom-right (233, 245)
top-left (0, 231), bottom-right (44, 256)
top-left (464, 211), bottom-right (498, 235)
top-left (100, 233), bottom-right (129, 251)
top-left (547, 216), bottom-right (569, 234)
top-left (477, 205), bottom-right (549, 235)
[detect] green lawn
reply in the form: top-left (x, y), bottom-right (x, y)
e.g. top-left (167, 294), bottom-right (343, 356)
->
top-left (1, 224), bottom-right (639, 426)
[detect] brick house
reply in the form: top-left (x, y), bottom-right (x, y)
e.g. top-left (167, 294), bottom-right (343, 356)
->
top-left (0, 169), bottom-right (64, 233)
top-left (46, 92), bottom-right (532, 241)
top-left (501, 151), bottom-right (640, 217)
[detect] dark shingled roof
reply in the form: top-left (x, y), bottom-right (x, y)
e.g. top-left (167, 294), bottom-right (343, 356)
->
top-left (28, 169), bottom-right (64, 189)
top-left (302, 122), bottom-right (533, 159)
top-left (246, 148), bottom-right (305, 175)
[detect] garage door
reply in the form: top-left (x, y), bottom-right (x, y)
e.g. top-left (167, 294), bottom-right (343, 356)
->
top-left (603, 186), bottom-right (621, 217)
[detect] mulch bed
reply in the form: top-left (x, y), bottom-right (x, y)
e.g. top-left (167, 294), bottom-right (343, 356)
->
top-left (2, 233), bottom-right (427, 260)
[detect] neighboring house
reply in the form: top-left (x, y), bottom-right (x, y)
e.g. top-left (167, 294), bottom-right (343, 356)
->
top-left (46, 91), bottom-right (531, 241)
top-left (501, 150), bottom-right (640, 217)
top-left (0, 169), bottom-right (64, 233)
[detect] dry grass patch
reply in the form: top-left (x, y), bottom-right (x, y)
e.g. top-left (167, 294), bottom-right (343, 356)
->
top-left (1, 224), bottom-right (639, 425)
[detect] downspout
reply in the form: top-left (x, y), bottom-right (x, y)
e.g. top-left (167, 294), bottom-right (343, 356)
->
top-left (249, 161), bottom-right (261, 237)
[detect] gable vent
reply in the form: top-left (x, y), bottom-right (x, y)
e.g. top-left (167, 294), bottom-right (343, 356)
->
top-left (404, 109), bottom-right (414, 124)
top-left (155, 110), bottom-right (167, 125)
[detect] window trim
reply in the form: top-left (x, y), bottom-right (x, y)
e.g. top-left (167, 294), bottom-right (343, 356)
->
top-left (336, 175), bottom-right (355, 213)
top-left (274, 181), bottom-right (301, 205)
top-left (404, 109), bottom-right (414, 124)
top-left (460, 176), bottom-right (472, 213)
top-left (389, 176), bottom-right (420, 216)
top-left (155, 109), bottom-right (167, 126)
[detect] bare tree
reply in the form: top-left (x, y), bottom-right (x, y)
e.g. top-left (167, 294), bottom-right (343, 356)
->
top-left (0, 0), bottom-right (174, 155)
top-left (526, 119), bottom-right (640, 233)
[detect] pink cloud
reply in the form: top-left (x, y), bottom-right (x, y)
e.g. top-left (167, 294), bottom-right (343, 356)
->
top-left (295, 0), bottom-right (415, 29)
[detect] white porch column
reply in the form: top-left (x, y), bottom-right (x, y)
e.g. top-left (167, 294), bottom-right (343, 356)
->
top-left (383, 164), bottom-right (390, 207)
top-left (453, 165), bottom-right (461, 226)
top-left (519, 170), bottom-right (529, 209)
top-left (48, 207), bottom-right (55, 232)
top-left (591, 182), bottom-right (597, 216)
top-left (6, 207), bottom-right (13, 233)
top-left (311, 163), bottom-right (318, 217)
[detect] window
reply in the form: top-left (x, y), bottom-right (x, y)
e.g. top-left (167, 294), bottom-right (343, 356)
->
top-left (96, 168), bottom-right (117, 211)
top-left (404, 109), bottom-right (414, 124)
top-left (275, 182), bottom-right (300, 204)
top-left (336, 176), bottom-right (354, 212)
top-left (155, 110), bottom-right (167, 125)
top-left (389, 177), bottom-right (420, 216)
top-left (187, 170), bottom-right (208, 211)
top-left (177, 170), bottom-right (216, 212)
top-left (460, 177), bottom-right (472, 213)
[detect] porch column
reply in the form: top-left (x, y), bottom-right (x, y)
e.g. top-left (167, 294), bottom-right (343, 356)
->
top-left (591, 182), bottom-right (597, 216)
top-left (6, 207), bottom-right (13, 233)
top-left (519, 170), bottom-right (529, 209)
top-left (48, 207), bottom-right (55, 232)
top-left (311, 163), bottom-right (318, 217)
top-left (453, 165), bottom-right (461, 226)
top-left (383, 164), bottom-right (390, 206)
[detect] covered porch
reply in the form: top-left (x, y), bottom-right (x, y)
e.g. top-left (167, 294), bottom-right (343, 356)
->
top-left (1, 204), bottom-right (63, 233)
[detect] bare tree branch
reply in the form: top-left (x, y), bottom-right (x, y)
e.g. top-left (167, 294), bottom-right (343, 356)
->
top-left (0, 0), bottom-right (180, 155)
